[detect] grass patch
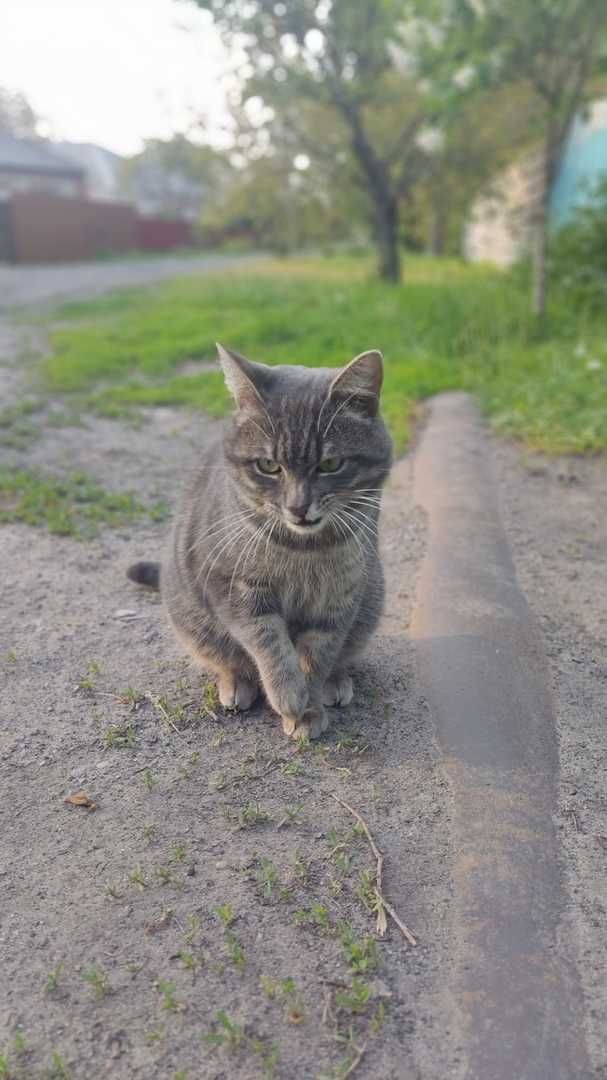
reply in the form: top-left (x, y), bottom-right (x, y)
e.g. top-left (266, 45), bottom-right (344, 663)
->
top-left (0, 399), bottom-right (41, 448)
top-left (41, 254), bottom-right (607, 453)
top-left (0, 467), bottom-right (167, 537)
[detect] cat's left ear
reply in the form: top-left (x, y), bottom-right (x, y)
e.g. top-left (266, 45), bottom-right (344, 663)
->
top-left (329, 350), bottom-right (383, 417)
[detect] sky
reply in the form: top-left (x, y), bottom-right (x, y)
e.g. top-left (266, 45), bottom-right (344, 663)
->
top-left (0, 0), bottom-right (231, 156)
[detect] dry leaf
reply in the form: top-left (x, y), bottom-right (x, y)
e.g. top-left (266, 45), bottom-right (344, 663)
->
top-left (64, 791), bottom-right (96, 811)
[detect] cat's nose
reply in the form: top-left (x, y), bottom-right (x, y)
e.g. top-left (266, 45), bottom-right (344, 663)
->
top-left (285, 504), bottom-right (310, 524)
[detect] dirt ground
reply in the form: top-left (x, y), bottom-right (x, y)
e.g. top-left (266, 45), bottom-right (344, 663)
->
top-left (1, 276), bottom-right (606, 1078)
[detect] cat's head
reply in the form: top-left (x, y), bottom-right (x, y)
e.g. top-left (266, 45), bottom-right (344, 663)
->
top-left (217, 344), bottom-right (393, 541)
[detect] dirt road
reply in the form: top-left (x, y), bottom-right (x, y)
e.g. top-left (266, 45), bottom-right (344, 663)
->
top-left (0, 271), bottom-right (605, 1078)
top-left (0, 252), bottom-right (263, 311)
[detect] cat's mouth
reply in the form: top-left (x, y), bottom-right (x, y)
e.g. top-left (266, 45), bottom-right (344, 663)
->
top-left (283, 516), bottom-right (325, 535)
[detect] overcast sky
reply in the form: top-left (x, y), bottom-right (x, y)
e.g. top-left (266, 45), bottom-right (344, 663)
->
top-left (0, 0), bottom-right (231, 155)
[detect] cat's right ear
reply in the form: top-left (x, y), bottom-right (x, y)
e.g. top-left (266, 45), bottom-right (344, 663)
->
top-left (216, 343), bottom-right (268, 413)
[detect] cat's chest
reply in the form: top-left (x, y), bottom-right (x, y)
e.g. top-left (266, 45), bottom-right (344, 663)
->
top-left (272, 550), bottom-right (361, 621)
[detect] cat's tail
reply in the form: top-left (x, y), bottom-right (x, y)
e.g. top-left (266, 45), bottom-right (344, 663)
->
top-left (127, 560), bottom-right (160, 591)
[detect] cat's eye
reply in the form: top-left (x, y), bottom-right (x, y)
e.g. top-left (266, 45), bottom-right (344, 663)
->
top-left (318, 457), bottom-right (344, 474)
top-left (255, 458), bottom-right (281, 475)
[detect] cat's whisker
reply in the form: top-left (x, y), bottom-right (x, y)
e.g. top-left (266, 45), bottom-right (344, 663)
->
top-left (251, 516), bottom-right (275, 571)
top-left (328, 511), bottom-right (350, 547)
top-left (344, 504), bottom-right (379, 527)
top-left (331, 510), bottom-right (368, 565)
top-left (188, 519), bottom-right (255, 563)
top-left (186, 509), bottom-right (257, 555)
top-left (198, 526), bottom-right (254, 597)
top-left (349, 495), bottom-right (382, 507)
top-left (339, 507), bottom-right (378, 545)
top-left (348, 503), bottom-right (382, 519)
top-left (228, 518), bottom-right (271, 599)
top-left (349, 497), bottom-right (382, 508)
top-left (228, 520), bottom-right (267, 592)
top-left (264, 516), bottom-right (280, 563)
top-left (336, 509), bottom-right (375, 540)
top-left (197, 518), bottom-right (257, 592)
top-left (199, 518), bottom-right (261, 598)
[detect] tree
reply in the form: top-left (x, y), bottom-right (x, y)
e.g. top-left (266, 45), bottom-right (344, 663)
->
top-left (123, 135), bottom-right (231, 221)
top-left (0, 88), bottom-right (39, 137)
top-left (456, 0), bottom-right (607, 316)
top-left (414, 82), bottom-right (542, 255)
top-left (188, 0), bottom-right (456, 282)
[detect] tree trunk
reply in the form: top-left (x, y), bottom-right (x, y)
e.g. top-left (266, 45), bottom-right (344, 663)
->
top-left (429, 197), bottom-right (447, 256)
top-left (531, 187), bottom-right (550, 319)
top-left (531, 139), bottom-right (556, 319)
top-left (336, 98), bottom-right (402, 282)
top-left (375, 195), bottom-right (401, 282)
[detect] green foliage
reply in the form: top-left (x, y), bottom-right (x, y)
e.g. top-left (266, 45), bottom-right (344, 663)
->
top-left (0, 86), bottom-right (39, 136)
top-left (122, 135), bottom-right (229, 222)
top-left (203, 1010), bottom-right (245, 1050)
top-left (0, 467), bottom-right (161, 537)
top-left (83, 966), bottom-right (110, 999)
top-left (42, 255), bottom-right (607, 453)
top-left (549, 174), bottom-right (607, 307)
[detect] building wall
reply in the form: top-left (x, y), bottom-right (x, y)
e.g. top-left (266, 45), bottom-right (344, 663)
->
top-left (463, 151), bottom-right (544, 267)
top-left (465, 99), bottom-right (607, 266)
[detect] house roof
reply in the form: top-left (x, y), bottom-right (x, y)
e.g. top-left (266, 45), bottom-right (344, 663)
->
top-left (0, 134), bottom-right (84, 178)
top-left (54, 142), bottom-right (123, 200)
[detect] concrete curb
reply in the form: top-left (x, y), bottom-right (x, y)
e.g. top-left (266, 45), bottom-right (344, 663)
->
top-left (411, 393), bottom-right (590, 1079)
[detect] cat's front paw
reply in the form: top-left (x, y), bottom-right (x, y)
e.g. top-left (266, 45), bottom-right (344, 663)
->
top-left (282, 704), bottom-right (329, 741)
top-left (268, 672), bottom-right (309, 725)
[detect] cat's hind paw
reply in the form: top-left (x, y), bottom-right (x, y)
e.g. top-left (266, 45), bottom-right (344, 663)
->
top-left (322, 672), bottom-right (354, 707)
top-left (218, 673), bottom-right (259, 711)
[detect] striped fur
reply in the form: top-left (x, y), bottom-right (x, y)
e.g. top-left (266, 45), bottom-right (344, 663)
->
top-left (160, 345), bottom-right (393, 739)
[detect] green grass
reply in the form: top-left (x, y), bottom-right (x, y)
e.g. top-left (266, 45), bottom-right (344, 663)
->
top-left (0, 467), bottom-right (167, 537)
top-left (41, 254), bottom-right (607, 453)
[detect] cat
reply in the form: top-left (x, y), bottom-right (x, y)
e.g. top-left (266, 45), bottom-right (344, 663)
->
top-left (127, 344), bottom-right (393, 739)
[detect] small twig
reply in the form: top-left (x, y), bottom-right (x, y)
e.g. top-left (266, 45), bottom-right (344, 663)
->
top-left (331, 793), bottom-right (417, 946)
top-left (321, 986), bottom-right (333, 1026)
top-left (342, 1041), bottom-right (369, 1078)
top-left (146, 693), bottom-right (184, 738)
top-left (381, 897), bottom-right (417, 945)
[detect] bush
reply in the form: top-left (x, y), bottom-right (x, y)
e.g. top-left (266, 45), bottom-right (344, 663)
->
top-left (549, 173), bottom-right (607, 308)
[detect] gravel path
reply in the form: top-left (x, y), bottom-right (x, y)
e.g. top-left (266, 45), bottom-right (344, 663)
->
top-left (0, 252), bottom-right (264, 310)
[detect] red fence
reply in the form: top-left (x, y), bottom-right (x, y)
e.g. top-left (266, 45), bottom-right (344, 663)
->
top-left (2, 192), bottom-right (194, 263)
top-left (136, 217), bottom-right (193, 252)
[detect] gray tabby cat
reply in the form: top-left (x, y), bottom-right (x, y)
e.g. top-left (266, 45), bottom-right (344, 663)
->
top-left (128, 344), bottom-right (393, 740)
